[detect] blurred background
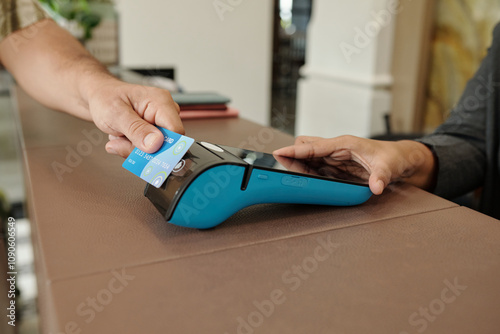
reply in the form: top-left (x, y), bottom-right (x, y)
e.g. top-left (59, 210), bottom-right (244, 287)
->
top-left (35, 0), bottom-right (498, 136)
top-left (1, 0), bottom-right (500, 332)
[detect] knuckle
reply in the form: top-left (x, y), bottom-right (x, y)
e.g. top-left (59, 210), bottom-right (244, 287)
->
top-left (338, 134), bottom-right (357, 143)
top-left (339, 135), bottom-right (362, 150)
top-left (305, 144), bottom-right (317, 159)
top-left (93, 118), bottom-right (112, 133)
top-left (151, 86), bottom-right (172, 99)
top-left (295, 136), bottom-right (309, 144)
top-left (127, 118), bottom-right (148, 136)
top-left (162, 89), bottom-right (173, 99)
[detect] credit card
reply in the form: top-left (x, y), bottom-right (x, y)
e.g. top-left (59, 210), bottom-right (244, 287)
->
top-left (122, 127), bottom-right (194, 188)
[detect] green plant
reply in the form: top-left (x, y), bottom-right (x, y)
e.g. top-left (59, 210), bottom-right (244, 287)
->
top-left (39, 0), bottom-right (102, 40)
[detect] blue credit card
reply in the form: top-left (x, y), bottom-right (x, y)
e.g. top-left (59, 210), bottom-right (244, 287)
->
top-left (122, 127), bottom-right (194, 188)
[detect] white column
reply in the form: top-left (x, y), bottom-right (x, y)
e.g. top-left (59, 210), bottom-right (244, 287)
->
top-left (296, 0), bottom-right (399, 138)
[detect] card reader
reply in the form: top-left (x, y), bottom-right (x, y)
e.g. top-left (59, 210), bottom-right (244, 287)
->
top-left (144, 142), bottom-right (372, 229)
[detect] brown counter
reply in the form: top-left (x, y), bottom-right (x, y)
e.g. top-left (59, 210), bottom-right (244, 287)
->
top-left (14, 87), bottom-right (500, 334)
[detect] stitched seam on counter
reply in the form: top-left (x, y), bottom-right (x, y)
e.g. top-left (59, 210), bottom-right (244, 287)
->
top-left (48, 206), bottom-right (460, 284)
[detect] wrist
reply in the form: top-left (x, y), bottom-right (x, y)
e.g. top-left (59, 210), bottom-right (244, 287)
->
top-left (397, 140), bottom-right (437, 191)
top-left (77, 63), bottom-right (120, 110)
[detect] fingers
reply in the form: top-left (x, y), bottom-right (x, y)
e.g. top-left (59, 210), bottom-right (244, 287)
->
top-left (272, 136), bottom-right (324, 156)
top-left (152, 97), bottom-right (185, 135)
top-left (104, 88), bottom-right (184, 158)
top-left (133, 87), bottom-right (184, 135)
top-left (273, 145), bottom-right (297, 157)
top-left (274, 154), bottom-right (311, 174)
top-left (274, 136), bottom-right (356, 159)
top-left (94, 85), bottom-right (185, 156)
top-left (274, 135), bottom-right (394, 195)
top-left (115, 109), bottom-right (165, 154)
top-left (113, 88), bottom-right (183, 154)
top-left (105, 137), bottom-right (135, 158)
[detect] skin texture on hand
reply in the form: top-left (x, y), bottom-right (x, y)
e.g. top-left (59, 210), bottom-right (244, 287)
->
top-left (0, 19), bottom-right (184, 158)
top-left (84, 78), bottom-right (183, 157)
top-left (273, 135), bottom-right (437, 195)
top-left (273, 154), bottom-right (370, 184)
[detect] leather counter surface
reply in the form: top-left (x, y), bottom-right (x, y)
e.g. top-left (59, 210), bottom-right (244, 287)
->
top-left (49, 207), bottom-right (500, 334)
top-left (13, 87), bottom-right (500, 333)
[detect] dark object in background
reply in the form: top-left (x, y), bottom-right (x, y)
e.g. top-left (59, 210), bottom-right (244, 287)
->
top-left (270, 0), bottom-right (313, 135)
top-left (371, 114), bottom-right (424, 141)
top-left (170, 92), bottom-right (231, 108)
top-left (130, 68), bottom-right (175, 81)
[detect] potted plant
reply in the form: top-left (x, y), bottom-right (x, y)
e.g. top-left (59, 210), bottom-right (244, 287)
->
top-left (39, 0), bottom-right (112, 41)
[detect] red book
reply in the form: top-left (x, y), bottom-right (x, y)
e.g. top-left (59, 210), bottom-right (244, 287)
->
top-left (179, 104), bottom-right (228, 111)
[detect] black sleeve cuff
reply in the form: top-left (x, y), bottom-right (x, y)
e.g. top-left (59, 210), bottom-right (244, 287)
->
top-left (415, 135), bottom-right (486, 199)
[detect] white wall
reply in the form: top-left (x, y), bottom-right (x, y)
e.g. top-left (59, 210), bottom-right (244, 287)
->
top-left (116, 0), bottom-right (274, 126)
top-left (296, 0), bottom-right (397, 138)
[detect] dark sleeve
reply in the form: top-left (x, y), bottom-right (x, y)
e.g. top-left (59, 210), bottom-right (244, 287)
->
top-left (414, 28), bottom-right (497, 199)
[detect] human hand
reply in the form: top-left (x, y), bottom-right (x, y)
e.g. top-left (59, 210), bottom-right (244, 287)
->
top-left (273, 154), bottom-right (369, 184)
top-left (273, 135), bottom-right (436, 195)
top-left (0, 19), bottom-right (183, 159)
top-left (85, 78), bottom-right (184, 158)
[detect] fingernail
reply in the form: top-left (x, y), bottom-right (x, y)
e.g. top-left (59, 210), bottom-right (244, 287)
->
top-left (144, 133), bottom-right (160, 148)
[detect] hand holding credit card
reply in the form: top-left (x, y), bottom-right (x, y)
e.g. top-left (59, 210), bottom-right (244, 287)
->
top-left (122, 127), bottom-right (194, 188)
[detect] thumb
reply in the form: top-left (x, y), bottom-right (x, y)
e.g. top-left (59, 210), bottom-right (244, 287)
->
top-left (368, 167), bottom-right (391, 195)
top-left (118, 111), bottom-right (165, 153)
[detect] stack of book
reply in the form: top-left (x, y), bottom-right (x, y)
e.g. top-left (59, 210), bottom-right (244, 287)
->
top-left (171, 92), bottom-right (239, 120)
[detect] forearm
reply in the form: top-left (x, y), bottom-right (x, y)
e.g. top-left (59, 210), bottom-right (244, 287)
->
top-left (0, 19), bottom-right (118, 120)
top-left (0, 18), bottom-right (183, 158)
